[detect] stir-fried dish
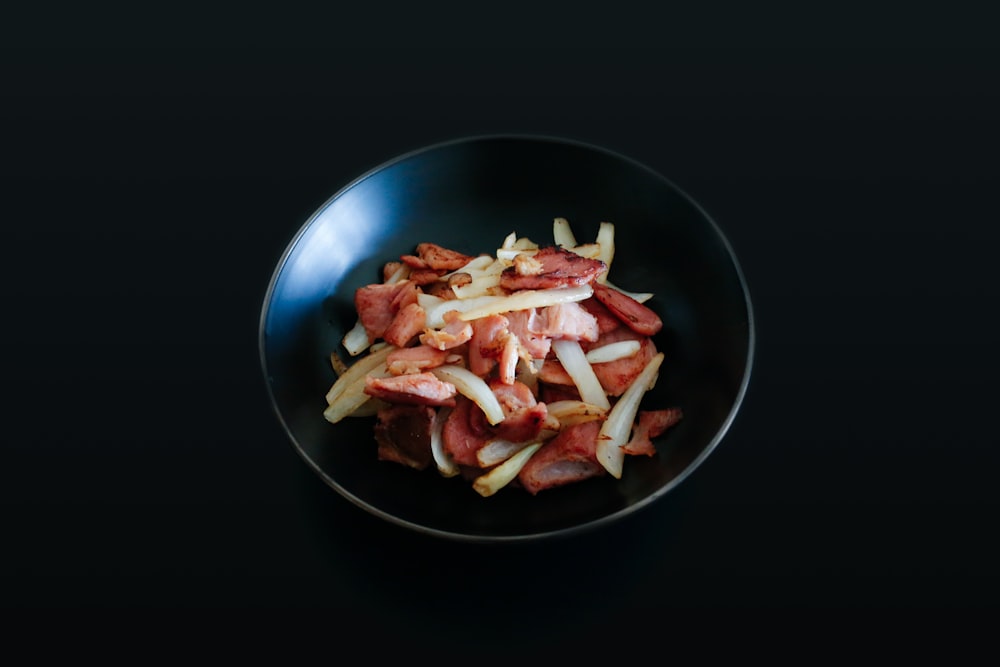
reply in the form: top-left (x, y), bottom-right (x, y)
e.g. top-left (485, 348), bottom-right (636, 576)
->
top-left (323, 218), bottom-right (682, 497)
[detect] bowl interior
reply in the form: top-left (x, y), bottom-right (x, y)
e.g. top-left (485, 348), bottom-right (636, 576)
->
top-left (260, 135), bottom-right (753, 542)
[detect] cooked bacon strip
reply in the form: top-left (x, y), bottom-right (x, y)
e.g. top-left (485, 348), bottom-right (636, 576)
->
top-left (468, 313), bottom-right (509, 377)
top-left (374, 404), bottom-right (436, 470)
top-left (416, 242), bottom-right (475, 271)
top-left (517, 420), bottom-right (605, 495)
top-left (499, 246), bottom-right (606, 292)
top-left (442, 395), bottom-right (494, 467)
top-left (505, 308), bottom-right (551, 360)
top-left (409, 269), bottom-right (447, 286)
top-left (622, 407), bottom-right (683, 456)
top-left (591, 282), bottom-right (662, 336)
top-left (354, 280), bottom-right (420, 342)
top-left (530, 301), bottom-right (599, 342)
top-left (579, 296), bottom-right (622, 335)
top-left (385, 344), bottom-right (452, 375)
top-left (364, 372), bottom-right (457, 407)
top-left (489, 379), bottom-right (548, 443)
top-left (382, 302), bottom-right (426, 347)
top-left (585, 327), bottom-right (657, 397)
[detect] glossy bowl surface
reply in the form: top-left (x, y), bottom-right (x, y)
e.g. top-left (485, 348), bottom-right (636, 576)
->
top-left (259, 134), bottom-right (754, 542)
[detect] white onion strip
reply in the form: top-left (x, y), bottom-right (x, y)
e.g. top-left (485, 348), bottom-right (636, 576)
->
top-left (456, 284), bottom-right (593, 322)
top-left (325, 344), bottom-right (395, 406)
top-left (596, 352), bottom-right (664, 478)
top-left (584, 340), bottom-right (641, 364)
top-left (430, 365), bottom-right (505, 425)
top-left (551, 339), bottom-right (611, 410)
top-left (323, 362), bottom-right (393, 425)
top-left (472, 442), bottom-right (543, 497)
top-left (431, 406), bottom-right (460, 477)
top-left (476, 438), bottom-right (535, 467)
top-left (552, 217), bottom-right (578, 248)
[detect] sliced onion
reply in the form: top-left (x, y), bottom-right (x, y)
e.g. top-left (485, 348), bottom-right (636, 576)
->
top-left (323, 362), bottom-right (393, 424)
top-left (476, 438), bottom-right (534, 467)
top-left (456, 284), bottom-right (593, 322)
top-left (545, 399), bottom-right (608, 426)
top-left (431, 406), bottom-right (460, 477)
top-left (551, 339), bottom-right (611, 410)
top-left (324, 344), bottom-right (396, 406)
top-left (596, 352), bottom-right (664, 479)
top-left (472, 442), bottom-right (543, 497)
top-left (553, 217), bottom-right (578, 248)
top-left (595, 221), bottom-right (615, 283)
top-left (430, 365), bottom-right (505, 425)
top-left (584, 340), bottom-right (641, 364)
top-left (342, 319), bottom-right (370, 356)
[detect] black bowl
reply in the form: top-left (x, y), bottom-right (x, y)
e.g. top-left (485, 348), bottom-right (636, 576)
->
top-left (259, 134), bottom-right (754, 542)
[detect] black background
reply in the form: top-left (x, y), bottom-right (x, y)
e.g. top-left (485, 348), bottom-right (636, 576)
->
top-left (3, 7), bottom-right (999, 647)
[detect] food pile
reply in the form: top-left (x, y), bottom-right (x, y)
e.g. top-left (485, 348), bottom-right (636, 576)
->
top-left (323, 218), bottom-right (682, 496)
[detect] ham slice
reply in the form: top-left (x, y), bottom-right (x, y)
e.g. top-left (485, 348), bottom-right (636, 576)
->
top-left (499, 246), bottom-right (606, 292)
top-left (382, 302), bottom-right (426, 348)
top-left (415, 242), bottom-right (475, 271)
top-left (442, 395), bottom-right (494, 467)
top-left (517, 420), bottom-right (605, 494)
top-left (591, 282), bottom-right (662, 336)
top-left (385, 344), bottom-right (453, 375)
top-left (354, 280), bottom-right (419, 342)
top-left (622, 407), bottom-right (683, 456)
top-left (530, 301), bottom-right (599, 342)
top-left (364, 372), bottom-right (457, 407)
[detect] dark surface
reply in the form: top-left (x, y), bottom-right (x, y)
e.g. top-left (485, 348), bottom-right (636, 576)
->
top-left (3, 36), bottom-right (999, 639)
top-left (261, 135), bottom-right (752, 541)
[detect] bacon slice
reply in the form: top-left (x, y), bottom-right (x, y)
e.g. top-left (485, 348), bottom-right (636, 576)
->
top-left (468, 314), bottom-right (510, 377)
top-left (416, 242), bottom-right (475, 271)
top-left (622, 407), bottom-right (683, 456)
top-left (591, 282), bottom-right (662, 336)
top-left (385, 344), bottom-right (453, 375)
top-left (530, 301), bottom-right (599, 342)
top-left (420, 310), bottom-right (473, 350)
top-left (499, 246), bottom-right (606, 292)
top-left (505, 308), bottom-right (551, 360)
top-left (354, 280), bottom-right (420, 342)
top-left (585, 327), bottom-right (657, 397)
top-left (517, 420), bottom-right (605, 495)
top-left (374, 404), bottom-right (436, 470)
top-left (579, 296), bottom-right (622, 335)
top-left (442, 395), bottom-right (494, 467)
top-left (382, 302), bottom-right (426, 348)
top-left (489, 379), bottom-right (548, 443)
top-left (364, 372), bottom-right (457, 407)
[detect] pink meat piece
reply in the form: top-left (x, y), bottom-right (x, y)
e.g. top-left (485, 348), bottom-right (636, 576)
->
top-left (374, 404), bottom-right (436, 471)
top-left (591, 282), bottom-right (663, 336)
top-left (583, 326), bottom-right (658, 397)
top-left (622, 407), bottom-right (684, 456)
top-left (382, 302), bottom-right (427, 348)
top-left (486, 379), bottom-right (549, 443)
top-left (354, 280), bottom-right (419, 342)
top-left (363, 372), bottom-right (457, 407)
top-left (517, 420), bottom-right (606, 495)
top-left (442, 395), bottom-right (494, 467)
top-left (468, 314), bottom-right (510, 377)
top-left (385, 344), bottom-right (453, 376)
top-left (579, 296), bottom-right (623, 335)
top-left (499, 246), bottom-right (606, 292)
top-left (420, 310), bottom-right (474, 350)
top-left (530, 301), bottom-right (600, 342)
top-left (505, 308), bottom-right (551, 360)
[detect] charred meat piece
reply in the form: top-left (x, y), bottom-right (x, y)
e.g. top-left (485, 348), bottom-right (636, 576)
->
top-left (517, 420), bottom-right (605, 495)
top-left (499, 246), bottom-right (606, 292)
top-left (374, 404), bottom-right (436, 470)
top-left (415, 242), bottom-right (475, 271)
top-left (489, 379), bottom-right (549, 443)
top-left (579, 296), bottom-right (623, 335)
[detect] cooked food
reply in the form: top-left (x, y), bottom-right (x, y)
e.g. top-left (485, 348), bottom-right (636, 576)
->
top-left (323, 218), bottom-right (682, 496)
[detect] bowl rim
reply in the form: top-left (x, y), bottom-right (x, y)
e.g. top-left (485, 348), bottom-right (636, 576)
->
top-left (258, 132), bottom-right (756, 543)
